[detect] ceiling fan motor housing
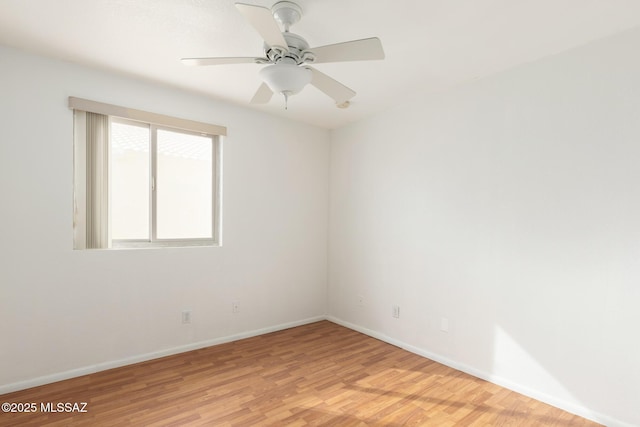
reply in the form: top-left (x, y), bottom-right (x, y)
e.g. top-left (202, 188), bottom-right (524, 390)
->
top-left (265, 32), bottom-right (314, 64)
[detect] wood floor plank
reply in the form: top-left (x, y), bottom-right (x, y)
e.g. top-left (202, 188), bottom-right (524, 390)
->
top-left (0, 321), bottom-right (601, 426)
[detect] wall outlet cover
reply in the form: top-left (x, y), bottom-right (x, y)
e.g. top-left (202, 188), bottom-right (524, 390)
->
top-left (181, 310), bottom-right (192, 324)
top-left (392, 305), bottom-right (400, 318)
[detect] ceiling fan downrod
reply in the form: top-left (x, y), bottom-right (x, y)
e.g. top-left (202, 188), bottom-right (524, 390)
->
top-left (272, 1), bottom-right (302, 32)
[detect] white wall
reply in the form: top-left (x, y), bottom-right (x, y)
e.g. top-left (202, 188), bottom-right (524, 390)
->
top-left (0, 45), bottom-right (329, 390)
top-left (329, 27), bottom-right (640, 426)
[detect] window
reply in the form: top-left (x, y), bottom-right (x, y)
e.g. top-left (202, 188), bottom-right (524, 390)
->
top-left (71, 97), bottom-right (225, 249)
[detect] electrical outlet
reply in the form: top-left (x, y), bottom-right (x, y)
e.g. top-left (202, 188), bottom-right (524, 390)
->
top-left (440, 317), bottom-right (449, 333)
top-left (232, 300), bottom-right (240, 314)
top-left (181, 310), bottom-right (192, 324)
top-left (392, 305), bottom-right (400, 318)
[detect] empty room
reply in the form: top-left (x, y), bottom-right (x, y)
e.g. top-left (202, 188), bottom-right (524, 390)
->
top-left (1, 1), bottom-right (639, 426)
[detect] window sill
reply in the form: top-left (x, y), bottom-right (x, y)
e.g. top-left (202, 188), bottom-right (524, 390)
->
top-left (111, 239), bottom-right (220, 249)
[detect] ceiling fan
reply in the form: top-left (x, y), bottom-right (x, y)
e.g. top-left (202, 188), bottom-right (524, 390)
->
top-left (182, 1), bottom-right (385, 109)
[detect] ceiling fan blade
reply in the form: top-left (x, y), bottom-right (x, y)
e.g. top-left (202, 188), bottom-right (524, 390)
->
top-left (181, 57), bottom-right (262, 66)
top-left (310, 37), bottom-right (385, 64)
top-left (235, 3), bottom-right (288, 50)
top-left (250, 83), bottom-right (274, 104)
top-left (307, 66), bottom-right (356, 104)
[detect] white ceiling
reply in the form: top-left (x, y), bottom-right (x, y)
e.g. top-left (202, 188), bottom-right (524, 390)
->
top-left (2, 0), bottom-right (640, 129)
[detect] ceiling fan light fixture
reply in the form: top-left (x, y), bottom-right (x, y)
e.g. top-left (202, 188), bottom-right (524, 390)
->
top-left (259, 62), bottom-right (312, 96)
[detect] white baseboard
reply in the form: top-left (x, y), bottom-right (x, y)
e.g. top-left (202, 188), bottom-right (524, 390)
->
top-left (327, 316), bottom-right (632, 427)
top-left (0, 315), bottom-right (325, 396)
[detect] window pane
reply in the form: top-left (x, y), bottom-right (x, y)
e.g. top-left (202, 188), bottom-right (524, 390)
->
top-left (111, 122), bottom-right (150, 240)
top-left (156, 129), bottom-right (212, 239)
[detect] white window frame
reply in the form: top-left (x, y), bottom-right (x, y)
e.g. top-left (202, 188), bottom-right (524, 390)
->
top-left (110, 118), bottom-right (221, 249)
top-left (71, 97), bottom-right (225, 249)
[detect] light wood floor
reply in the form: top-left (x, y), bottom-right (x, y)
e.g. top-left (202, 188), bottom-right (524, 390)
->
top-left (0, 321), bottom-right (600, 426)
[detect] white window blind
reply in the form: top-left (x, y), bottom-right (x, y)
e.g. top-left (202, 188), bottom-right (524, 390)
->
top-left (85, 112), bottom-right (110, 249)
